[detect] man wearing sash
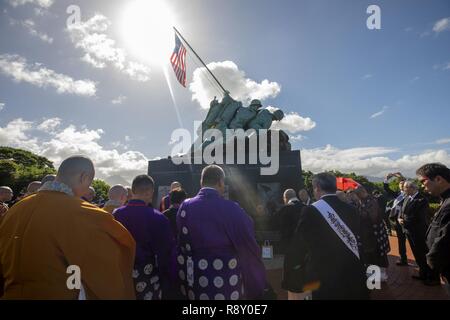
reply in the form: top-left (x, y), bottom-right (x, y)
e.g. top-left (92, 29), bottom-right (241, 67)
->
top-left (286, 172), bottom-right (368, 299)
top-left (176, 165), bottom-right (266, 300)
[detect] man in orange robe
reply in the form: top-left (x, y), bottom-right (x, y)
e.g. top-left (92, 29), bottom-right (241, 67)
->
top-left (0, 155), bottom-right (136, 299)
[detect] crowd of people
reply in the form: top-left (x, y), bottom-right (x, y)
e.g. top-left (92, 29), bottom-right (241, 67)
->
top-left (0, 155), bottom-right (449, 300)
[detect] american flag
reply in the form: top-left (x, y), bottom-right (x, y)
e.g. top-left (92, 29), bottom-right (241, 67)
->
top-left (170, 33), bottom-right (187, 87)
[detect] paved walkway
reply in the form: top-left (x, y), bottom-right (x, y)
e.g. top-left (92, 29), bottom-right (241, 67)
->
top-left (264, 236), bottom-right (449, 300)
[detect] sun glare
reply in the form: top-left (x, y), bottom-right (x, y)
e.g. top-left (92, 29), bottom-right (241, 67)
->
top-left (120, 0), bottom-right (175, 66)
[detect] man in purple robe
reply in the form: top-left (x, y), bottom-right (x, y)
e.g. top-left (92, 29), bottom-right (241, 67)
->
top-left (114, 174), bottom-right (176, 300)
top-left (176, 165), bottom-right (267, 300)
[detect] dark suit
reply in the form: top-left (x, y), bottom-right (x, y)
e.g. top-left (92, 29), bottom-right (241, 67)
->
top-left (284, 195), bottom-right (368, 299)
top-left (384, 183), bottom-right (408, 262)
top-left (275, 199), bottom-right (305, 254)
top-left (426, 188), bottom-right (450, 282)
top-left (401, 193), bottom-right (436, 279)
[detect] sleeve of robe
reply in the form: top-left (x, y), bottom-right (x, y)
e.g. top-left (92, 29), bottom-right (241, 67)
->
top-left (59, 204), bottom-right (136, 300)
top-left (153, 214), bottom-right (177, 298)
top-left (224, 203), bottom-right (266, 299)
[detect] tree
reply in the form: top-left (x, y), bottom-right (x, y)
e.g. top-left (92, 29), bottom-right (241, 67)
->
top-left (0, 147), bottom-right (56, 196)
top-left (91, 179), bottom-right (110, 203)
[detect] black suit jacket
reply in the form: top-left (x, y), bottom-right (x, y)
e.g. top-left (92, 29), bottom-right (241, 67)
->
top-left (426, 188), bottom-right (450, 280)
top-left (283, 195), bottom-right (368, 299)
top-left (275, 200), bottom-right (305, 251)
top-left (401, 194), bottom-right (429, 235)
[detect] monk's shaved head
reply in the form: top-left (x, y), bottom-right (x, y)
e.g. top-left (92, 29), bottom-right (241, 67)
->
top-left (56, 156), bottom-right (95, 197)
top-left (132, 175), bottom-right (154, 194)
top-left (27, 181), bottom-right (41, 194)
top-left (108, 185), bottom-right (127, 201)
top-left (57, 156), bottom-right (94, 179)
top-left (41, 174), bottom-right (56, 184)
top-left (0, 186), bottom-right (13, 202)
top-left (0, 186), bottom-right (13, 192)
top-left (170, 181), bottom-right (181, 191)
top-left (131, 175), bottom-right (155, 205)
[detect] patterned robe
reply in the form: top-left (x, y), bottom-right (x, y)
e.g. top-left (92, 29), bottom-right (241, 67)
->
top-left (114, 200), bottom-right (176, 300)
top-left (176, 188), bottom-right (266, 300)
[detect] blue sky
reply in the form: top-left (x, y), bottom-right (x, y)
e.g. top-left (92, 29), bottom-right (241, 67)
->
top-left (0, 0), bottom-right (449, 183)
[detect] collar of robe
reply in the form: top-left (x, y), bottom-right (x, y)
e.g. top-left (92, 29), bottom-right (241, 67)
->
top-left (38, 181), bottom-right (74, 197)
top-left (127, 199), bottom-right (147, 206)
top-left (104, 199), bottom-right (123, 208)
top-left (199, 187), bottom-right (220, 197)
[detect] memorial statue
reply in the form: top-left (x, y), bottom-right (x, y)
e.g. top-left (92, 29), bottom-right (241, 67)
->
top-left (229, 99), bottom-right (262, 129)
top-left (199, 96), bottom-right (223, 134)
top-left (246, 107), bottom-right (284, 130)
top-left (195, 94), bottom-right (289, 151)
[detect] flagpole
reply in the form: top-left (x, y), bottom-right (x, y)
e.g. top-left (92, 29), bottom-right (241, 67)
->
top-left (173, 27), bottom-right (228, 95)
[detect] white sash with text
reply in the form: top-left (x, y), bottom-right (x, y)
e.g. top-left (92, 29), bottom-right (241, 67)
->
top-left (312, 199), bottom-right (360, 260)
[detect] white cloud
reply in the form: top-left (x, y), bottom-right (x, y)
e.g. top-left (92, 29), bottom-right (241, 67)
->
top-left (190, 61), bottom-right (281, 109)
top-left (433, 62), bottom-right (450, 71)
top-left (0, 118), bottom-right (39, 152)
top-left (370, 105), bottom-right (389, 119)
top-left (289, 134), bottom-right (306, 142)
top-left (67, 14), bottom-right (151, 82)
top-left (8, 0), bottom-right (53, 8)
top-left (0, 102), bottom-right (4, 111)
top-left (362, 74), bottom-right (373, 80)
top-left (301, 144), bottom-right (450, 177)
top-left (37, 117), bottom-right (61, 133)
top-left (10, 18), bottom-right (53, 43)
top-left (111, 95), bottom-right (127, 105)
top-left (433, 17), bottom-right (450, 33)
top-left (270, 110), bottom-right (316, 134)
top-left (0, 54), bottom-right (96, 96)
top-left (436, 138), bottom-right (450, 145)
top-left (410, 76), bottom-right (420, 82)
top-left (0, 118), bottom-right (149, 183)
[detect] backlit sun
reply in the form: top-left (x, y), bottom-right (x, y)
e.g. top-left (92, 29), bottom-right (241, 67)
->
top-left (120, 0), bottom-right (175, 66)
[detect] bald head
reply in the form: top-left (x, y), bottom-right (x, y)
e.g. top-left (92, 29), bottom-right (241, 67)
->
top-left (26, 181), bottom-right (41, 194)
top-left (0, 186), bottom-right (13, 202)
top-left (108, 185), bottom-right (128, 205)
top-left (56, 156), bottom-right (95, 198)
top-left (283, 189), bottom-right (297, 204)
top-left (41, 174), bottom-right (56, 184)
top-left (170, 181), bottom-right (181, 191)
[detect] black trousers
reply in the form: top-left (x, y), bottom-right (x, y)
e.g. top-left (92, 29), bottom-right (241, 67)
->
top-left (395, 222), bottom-right (407, 262)
top-left (405, 228), bottom-right (439, 280)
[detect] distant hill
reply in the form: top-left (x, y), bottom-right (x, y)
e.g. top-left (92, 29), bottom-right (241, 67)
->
top-left (364, 176), bottom-right (385, 183)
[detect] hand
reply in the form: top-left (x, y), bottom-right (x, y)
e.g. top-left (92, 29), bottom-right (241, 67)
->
top-left (0, 204), bottom-right (7, 215)
top-left (398, 218), bottom-right (404, 225)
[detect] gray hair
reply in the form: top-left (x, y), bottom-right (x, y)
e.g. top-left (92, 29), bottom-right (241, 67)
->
top-left (403, 180), bottom-right (418, 190)
top-left (312, 172), bottom-right (337, 193)
top-left (283, 189), bottom-right (297, 200)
